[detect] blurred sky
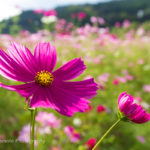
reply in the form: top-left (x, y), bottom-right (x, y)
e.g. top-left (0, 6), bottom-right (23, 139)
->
top-left (0, 0), bottom-right (110, 21)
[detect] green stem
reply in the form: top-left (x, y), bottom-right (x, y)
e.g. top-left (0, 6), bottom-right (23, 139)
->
top-left (30, 109), bottom-right (37, 150)
top-left (92, 119), bottom-right (121, 150)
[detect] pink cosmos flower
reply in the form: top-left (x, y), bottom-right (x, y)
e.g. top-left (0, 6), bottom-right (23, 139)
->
top-left (18, 124), bottom-right (38, 146)
top-left (36, 112), bottom-right (61, 128)
top-left (64, 126), bottom-right (81, 143)
top-left (122, 20), bottom-right (131, 28)
top-left (97, 105), bottom-right (106, 113)
top-left (0, 42), bottom-right (98, 116)
top-left (98, 73), bottom-right (109, 83)
top-left (98, 17), bottom-right (105, 25)
top-left (136, 135), bottom-right (146, 144)
top-left (112, 79), bottom-right (120, 85)
top-left (78, 12), bottom-right (86, 20)
top-left (118, 92), bottom-right (150, 123)
top-left (143, 85), bottom-right (150, 93)
top-left (34, 9), bottom-right (44, 14)
top-left (115, 22), bottom-right (120, 28)
top-left (86, 138), bottom-right (96, 150)
top-left (90, 16), bottom-right (98, 24)
top-left (43, 10), bottom-right (57, 17)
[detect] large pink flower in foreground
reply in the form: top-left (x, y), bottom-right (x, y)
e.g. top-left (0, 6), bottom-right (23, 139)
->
top-left (118, 92), bottom-right (150, 123)
top-left (0, 42), bottom-right (98, 116)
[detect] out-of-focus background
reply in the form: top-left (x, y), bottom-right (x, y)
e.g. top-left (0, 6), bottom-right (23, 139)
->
top-left (0, 0), bottom-right (150, 150)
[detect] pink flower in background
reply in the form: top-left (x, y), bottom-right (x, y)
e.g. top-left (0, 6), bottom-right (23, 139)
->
top-left (18, 124), bottom-right (38, 146)
top-left (137, 59), bottom-right (144, 65)
top-left (112, 78), bottom-right (120, 85)
top-left (136, 135), bottom-right (146, 144)
top-left (86, 138), bottom-right (96, 150)
top-left (0, 42), bottom-right (98, 116)
top-left (134, 97), bottom-right (142, 104)
top-left (64, 126), bottom-right (81, 143)
top-left (117, 76), bottom-right (127, 83)
top-left (90, 16), bottom-right (98, 24)
top-left (97, 105), bottom-right (106, 113)
top-left (43, 10), bottom-right (57, 16)
top-left (143, 85), bottom-right (150, 93)
top-left (118, 92), bottom-right (150, 123)
top-left (78, 12), bottom-right (86, 20)
top-left (115, 22), bottom-right (120, 28)
top-left (98, 73), bottom-right (109, 83)
top-left (36, 112), bottom-right (61, 128)
top-left (125, 74), bottom-right (133, 81)
top-left (122, 20), bottom-right (131, 28)
top-left (18, 124), bottom-right (30, 143)
top-left (98, 17), bottom-right (105, 25)
top-left (34, 9), bottom-right (44, 14)
top-left (93, 55), bottom-right (105, 64)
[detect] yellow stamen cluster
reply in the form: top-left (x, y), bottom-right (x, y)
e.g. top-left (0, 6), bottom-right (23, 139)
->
top-left (35, 71), bottom-right (54, 86)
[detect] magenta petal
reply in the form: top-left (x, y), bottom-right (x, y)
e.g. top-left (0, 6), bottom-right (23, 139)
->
top-left (0, 82), bottom-right (38, 99)
top-left (48, 85), bottom-right (90, 116)
top-left (7, 42), bottom-right (38, 74)
top-left (56, 78), bottom-right (98, 99)
top-left (0, 49), bottom-right (34, 82)
top-left (128, 105), bottom-right (143, 119)
top-left (118, 95), bottom-right (133, 112)
top-left (53, 58), bottom-right (86, 81)
top-left (34, 42), bottom-right (57, 72)
top-left (30, 87), bottom-right (56, 109)
top-left (118, 92), bottom-right (150, 124)
top-left (132, 113), bottom-right (150, 123)
top-left (123, 103), bottom-right (138, 116)
top-left (131, 110), bottom-right (146, 121)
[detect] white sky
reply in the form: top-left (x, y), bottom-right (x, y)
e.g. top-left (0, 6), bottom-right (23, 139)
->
top-left (0, 0), bottom-right (110, 21)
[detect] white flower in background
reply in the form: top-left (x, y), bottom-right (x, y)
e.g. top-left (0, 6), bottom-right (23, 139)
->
top-left (137, 10), bottom-right (144, 18)
top-left (73, 118), bottom-right (82, 127)
top-left (41, 16), bottom-right (57, 24)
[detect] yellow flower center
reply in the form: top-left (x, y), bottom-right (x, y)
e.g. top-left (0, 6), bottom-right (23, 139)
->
top-left (35, 71), bottom-right (54, 86)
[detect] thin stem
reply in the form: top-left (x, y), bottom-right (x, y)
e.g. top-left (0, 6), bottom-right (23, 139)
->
top-left (92, 119), bottom-right (121, 150)
top-left (30, 109), bottom-right (37, 150)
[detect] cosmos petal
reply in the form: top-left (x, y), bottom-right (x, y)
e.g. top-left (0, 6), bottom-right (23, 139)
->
top-left (0, 82), bottom-right (38, 99)
top-left (30, 87), bottom-right (56, 109)
top-left (34, 42), bottom-right (57, 72)
top-left (48, 85), bottom-right (90, 116)
top-left (0, 49), bottom-right (34, 82)
top-left (56, 78), bottom-right (98, 99)
top-left (7, 42), bottom-right (38, 74)
top-left (132, 113), bottom-right (150, 123)
top-left (118, 92), bottom-right (150, 124)
top-left (53, 58), bottom-right (86, 81)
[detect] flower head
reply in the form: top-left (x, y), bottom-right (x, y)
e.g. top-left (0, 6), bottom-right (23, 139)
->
top-left (64, 126), bottom-right (81, 143)
top-left (86, 138), bottom-right (96, 150)
top-left (0, 42), bottom-right (98, 116)
top-left (36, 112), bottom-right (61, 128)
top-left (43, 9), bottom-right (57, 17)
top-left (118, 92), bottom-right (150, 123)
top-left (78, 12), bottom-right (86, 20)
top-left (97, 105), bottom-right (106, 113)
